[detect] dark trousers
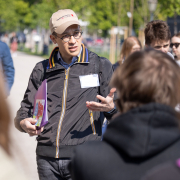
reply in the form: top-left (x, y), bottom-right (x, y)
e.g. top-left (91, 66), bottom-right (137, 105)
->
top-left (36, 155), bottom-right (72, 180)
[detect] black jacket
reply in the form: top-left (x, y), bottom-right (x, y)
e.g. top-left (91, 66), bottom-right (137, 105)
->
top-left (112, 61), bottom-right (119, 71)
top-left (14, 46), bottom-right (115, 158)
top-left (69, 103), bottom-right (180, 180)
top-left (141, 159), bottom-right (180, 180)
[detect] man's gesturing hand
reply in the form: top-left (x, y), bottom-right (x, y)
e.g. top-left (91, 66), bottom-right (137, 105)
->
top-left (86, 88), bottom-right (116, 112)
top-left (20, 118), bottom-right (44, 136)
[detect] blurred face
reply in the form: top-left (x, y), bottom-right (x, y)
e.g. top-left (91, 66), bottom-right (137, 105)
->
top-left (50, 24), bottom-right (82, 63)
top-left (171, 36), bottom-right (180, 58)
top-left (150, 40), bottom-right (170, 53)
top-left (130, 43), bottom-right (141, 54)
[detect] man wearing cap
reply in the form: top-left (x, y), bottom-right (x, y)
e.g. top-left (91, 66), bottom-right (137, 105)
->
top-left (14, 9), bottom-right (116, 180)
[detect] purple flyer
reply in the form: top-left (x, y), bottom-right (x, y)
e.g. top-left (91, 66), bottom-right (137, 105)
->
top-left (33, 79), bottom-right (48, 129)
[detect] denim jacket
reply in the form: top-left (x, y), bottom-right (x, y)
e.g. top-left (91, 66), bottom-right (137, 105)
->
top-left (0, 41), bottom-right (15, 94)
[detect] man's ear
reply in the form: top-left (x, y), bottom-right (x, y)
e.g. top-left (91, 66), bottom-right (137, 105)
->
top-left (50, 35), bottom-right (57, 44)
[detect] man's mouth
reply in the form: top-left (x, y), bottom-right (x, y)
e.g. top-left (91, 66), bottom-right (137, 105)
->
top-left (69, 46), bottom-right (78, 52)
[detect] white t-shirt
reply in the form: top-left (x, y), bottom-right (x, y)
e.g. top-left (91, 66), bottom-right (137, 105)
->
top-left (167, 52), bottom-right (174, 59)
top-left (175, 60), bottom-right (180, 67)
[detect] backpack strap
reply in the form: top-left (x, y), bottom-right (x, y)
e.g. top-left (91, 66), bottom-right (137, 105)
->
top-left (41, 59), bottom-right (49, 82)
top-left (94, 55), bottom-right (100, 74)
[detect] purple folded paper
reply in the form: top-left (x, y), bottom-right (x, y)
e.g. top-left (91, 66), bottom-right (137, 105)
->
top-left (33, 79), bottom-right (48, 129)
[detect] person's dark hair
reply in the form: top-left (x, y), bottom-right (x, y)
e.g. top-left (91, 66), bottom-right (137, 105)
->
top-left (144, 20), bottom-right (171, 46)
top-left (172, 32), bottom-right (180, 60)
top-left (172, 32), bottom-right (180, 39)
top-left (0, 73), bottom-right (11, 155)
top-left (111, 49), bottom-right (180, 113)
top-left (119, 36), bottom-right (142, 64)
top-left (52, 31), bottom-right (57, 37)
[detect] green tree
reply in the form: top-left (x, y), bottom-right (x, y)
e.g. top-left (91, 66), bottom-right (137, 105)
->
top-left (158, 0), bottom-right (180, 18)
top-left (133, 0), bottom-right (150, 34)
top-left (0, 0), bottom-right (30, 32)
top-left (30, 0), bottom-right (57, 29)
top-left (87, 0), bottom-right (118, 37)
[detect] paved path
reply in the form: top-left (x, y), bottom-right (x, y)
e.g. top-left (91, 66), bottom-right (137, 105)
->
top-left (7, 51), bottom-right (44, 180)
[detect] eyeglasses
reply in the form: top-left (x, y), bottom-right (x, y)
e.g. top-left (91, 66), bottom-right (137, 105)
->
top-left (170, 43), bottom-right (180, 48)
top-left (56, 31), bottom-right (83, 42)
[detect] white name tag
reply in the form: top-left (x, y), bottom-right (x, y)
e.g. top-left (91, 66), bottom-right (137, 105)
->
top-left (79, 74), bottom-right (100, 88)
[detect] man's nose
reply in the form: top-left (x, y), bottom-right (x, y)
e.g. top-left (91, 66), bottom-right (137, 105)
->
top-left (161, 46), bottom-right (168, 53)
top-left (162, 47), bottom-right (166, 52)
top-left (158, 47), bottom-right (164, 52)
top-left (69, 36), bottom-right (76, 43)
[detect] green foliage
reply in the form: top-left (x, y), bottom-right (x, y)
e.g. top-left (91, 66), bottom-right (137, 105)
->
top-left (23, 0), bottom-right (43, 6)
top-left (1, 0), bottom-right (179, 36)
top-left (14, 1), bottom-right (30, 29)
top-left (0, 0), bottom-right (15, 31)
top-left (87, 0), bottom-right (117, 36)
top-left (0, 0), bottom-right (30, 31)
top-left (30, 0), bottom-right (57, 29)
top-left (133, 0), bottom-right (150, 34)
top-left (158, 0), bottom-right (180, 18)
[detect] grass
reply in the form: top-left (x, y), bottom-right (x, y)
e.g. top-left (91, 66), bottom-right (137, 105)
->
top-left (18, 44), bottom-right (54, 59)
top-left (89, 46), bottom-right (119, 63)
top-left (89, 47), bottom-right (110, 59)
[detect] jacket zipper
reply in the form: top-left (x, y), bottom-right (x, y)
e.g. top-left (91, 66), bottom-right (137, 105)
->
top-left (55, 68), bottom-right (70, 158)
top-left (89, 110), bottom-right (96, 135)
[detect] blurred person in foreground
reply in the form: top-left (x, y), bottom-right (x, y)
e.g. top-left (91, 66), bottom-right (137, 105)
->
top-left (0, 40), bottom-right (15, 95)
top-left (171, 32), bottom-right (180, 66)
top-left (145, 20), bottom-right (174, 59)
top-left (14, 9), bottom-right (116, 180)
top-left (0, 73), bottom-right (27, 180)
top-left (141, 159), bottom-right (180, 180)
top-left (113, 36), bottom-right (142, 70)
top-left (69, 49), bottom-right (180, 180)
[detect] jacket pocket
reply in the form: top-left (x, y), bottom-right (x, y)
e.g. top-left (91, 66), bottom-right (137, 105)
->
top-left (36, 126), bottom-right (53, 145)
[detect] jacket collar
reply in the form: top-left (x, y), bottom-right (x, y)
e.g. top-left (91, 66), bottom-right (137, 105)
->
top-left (47, 43), bottom-right (88, 70)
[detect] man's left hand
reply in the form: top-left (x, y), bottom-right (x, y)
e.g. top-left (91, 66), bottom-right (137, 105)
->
top-left (86, 88), bottom-right (116, 112)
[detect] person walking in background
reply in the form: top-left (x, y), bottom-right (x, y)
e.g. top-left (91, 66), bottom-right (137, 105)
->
top-left (69, 49), bottom-right (180, 180)
top-left (171, 32), bottom-right (180, 66)
top-left (0, 72), bottom-right (27, 180)
top-left (113, 36), bottom-right (142, 70)
top-left (0, 40), bottom-right (15, 95)
top-left (14, 9), bottom-right (116, 180)
top-left (144, 20), bottom-right (174, 59)
top-left (10, 32), bottom-right (18, 57)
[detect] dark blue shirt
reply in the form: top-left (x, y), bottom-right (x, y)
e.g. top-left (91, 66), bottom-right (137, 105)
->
top-left (57, 47), bottom-right (82, 69)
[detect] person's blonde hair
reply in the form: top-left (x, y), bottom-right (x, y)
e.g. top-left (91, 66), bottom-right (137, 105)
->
top-left (0, 73), bottom-right (11, 155)
top-left (111, 49), bottom-right (180, 113)
top-left (119, 36), bottom-right (142, 64)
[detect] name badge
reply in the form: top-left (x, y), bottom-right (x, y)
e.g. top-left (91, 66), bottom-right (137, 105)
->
top-left (79, 74), bottom-right (100, 88)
